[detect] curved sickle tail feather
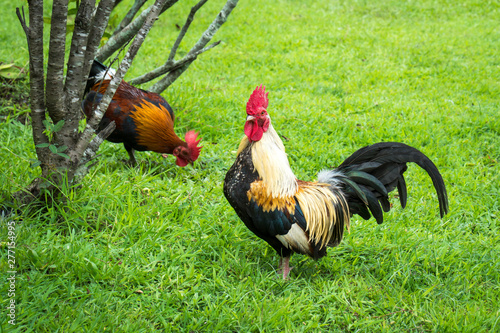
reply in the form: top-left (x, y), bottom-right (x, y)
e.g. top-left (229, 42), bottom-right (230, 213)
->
top-left (319, 142), bottom-right (449, 224)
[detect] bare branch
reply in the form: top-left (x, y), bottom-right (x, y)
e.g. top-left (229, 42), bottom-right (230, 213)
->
top-left (129, 41), bottom-right (220, 86)
top-left (73, 120), bottom-right (116, 182)
top-left (168, 0), bottom-right (208, 63)
top-left (16, 7), bottom-right (29, 36)
top-left (82, 121), bottom-right (116, 163)
top-left (82, 0), bottom-right (117, 94)
top-left (85, 0), bottom-right (117, 66)
top-left (96, 0), bottom-right (178, 62)
top-left (65, 0), bottom-right (96, 87)
top-left (72, 0), bottom-right (169, 162)
top-left (150, 0), bottom-right (239, 93)
top-left (96, 5), bottom-right (149, 62)
top-left (112, 0), bottom-right (147, 36)
top-left (17, 1), bottom-right (49, 151)
top-left (85, 121), bottom-right (116, 161)
top-left (46, 0), bottom-right (69, 123)
top-left (189, 0), bottom-right (239, 55)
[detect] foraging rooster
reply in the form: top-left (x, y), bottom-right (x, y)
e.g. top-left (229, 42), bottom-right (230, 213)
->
top-left (82, 60), bottom-right (202, 166)
top-left (223, 85), bottom-right (449, 279)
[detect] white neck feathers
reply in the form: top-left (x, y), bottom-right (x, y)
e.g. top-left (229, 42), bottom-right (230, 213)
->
top-left (96, 67), bottom-right (116, 81)
top-left (239, 123), bottom-right (298, 198)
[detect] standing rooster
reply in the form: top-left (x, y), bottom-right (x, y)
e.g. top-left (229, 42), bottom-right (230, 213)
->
top-left (224, 85), bottom-right (449, 279)
top-left (82, 60), bottom-right (202, 166)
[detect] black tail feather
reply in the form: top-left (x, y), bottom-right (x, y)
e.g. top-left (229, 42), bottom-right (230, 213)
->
top-left (380, 196), bottom-right (391, 213)
top-left (336, 142), bottom-right (449, 223)
top-left (396, 174), bottom-right (408, 209)
top-left (362, 185), bottom-right (385, 224)
top-left (346, 170), bottom-right (388, 198)
top-left (350, 202), bottom-right (371, 220)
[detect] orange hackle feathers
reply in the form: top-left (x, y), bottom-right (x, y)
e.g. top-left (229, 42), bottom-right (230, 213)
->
top-left (247, 180), bottom-right (297, 213)
top-left (131, 100), bottom-right (185, 154)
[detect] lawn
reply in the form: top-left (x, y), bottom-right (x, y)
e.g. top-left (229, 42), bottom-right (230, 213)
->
top-left (1, 0), bottom-right (499, 331)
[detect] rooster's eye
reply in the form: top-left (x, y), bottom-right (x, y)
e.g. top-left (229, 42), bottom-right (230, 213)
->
top-left (261, 111), bottom-right (265, 116)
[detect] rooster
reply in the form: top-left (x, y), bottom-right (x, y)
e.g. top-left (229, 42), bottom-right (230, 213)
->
top-left (223, 85), bottom-right (449, 279)
top-left (82, 60), bottom-right (202, 166)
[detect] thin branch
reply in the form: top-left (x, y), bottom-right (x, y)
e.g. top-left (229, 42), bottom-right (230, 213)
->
top-left (112, 0), bottom-right (147, 36)
top-left (24, 0), bottom-right (46, 115)
top-left (65, 0), bottom-right (96, 86)
top-left (73, 121), bottom-right (116, 183)
top-left (150, 0), bottom-right (239, 93)
top-left (82, 121), bottom-right (116, 163)
top-left (86, 124), bottom-right (116, 159)
top-left (72, 0), bottom-right (169, 162)
top-left (85, 0), bottom-right (117, 64)
top-left (128, 0), bottom-right (215, 85)
top-left (17, 1), bottom-right (49, 152)
top-left (96, 5), bottom-right (149, 62)
top-left (168, 0), bottom-right (208, 63)
top-left (129, 41), bottom-right (220, 86)
top-left (96, 0), bottom-right (178, 62)
top-left (82, 0), bottom-right (117, 93)
top-left (188, 0), bottom-right (239, 55)
top-left (46, 0), bottom-right (69, 123)
top-left (16, 7), bottom-right (28, 36)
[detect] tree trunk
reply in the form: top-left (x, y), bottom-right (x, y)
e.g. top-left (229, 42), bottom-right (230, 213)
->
top-left (13, 0), bottom-right (239, 206)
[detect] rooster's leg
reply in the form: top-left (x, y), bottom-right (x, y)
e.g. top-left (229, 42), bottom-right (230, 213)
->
top-left (278, 256), bottom-right (292, 280)
top-left (124, 144), bottom-right (137, 166)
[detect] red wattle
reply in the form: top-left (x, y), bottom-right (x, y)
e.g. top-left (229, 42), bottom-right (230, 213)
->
top-left (176, 157), bottom-right (189, 167)
top-left (244, 119), bottom-right (264, 142)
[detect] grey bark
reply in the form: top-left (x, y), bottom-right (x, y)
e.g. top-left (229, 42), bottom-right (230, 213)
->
top-left (16, 1), bottom-right (48, 202)
top-left (46, 0), bottom-right (68, 123)
top-left (82, 0), bottom-right (117, 93)
top-left (62, 0), bottom-right (97, 150)
top-left (74, 121), bottom-right (117, 182)
top-left (19, 1), bottom-right (48, 156)
top-left (65, 0), bottom-right (96, 102)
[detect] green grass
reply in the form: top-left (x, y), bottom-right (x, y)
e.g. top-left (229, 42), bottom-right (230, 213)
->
top-left (1, 0), bottom-right (500, 331)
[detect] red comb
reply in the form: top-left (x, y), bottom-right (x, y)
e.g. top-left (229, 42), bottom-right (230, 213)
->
top-left (246, 85), bottom-right (269, 116)
top-left (185, 130), bottom-right (202, 162)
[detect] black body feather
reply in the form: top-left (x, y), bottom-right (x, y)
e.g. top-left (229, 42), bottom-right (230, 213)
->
top-left (224, 146), bottom-right (295, 258)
